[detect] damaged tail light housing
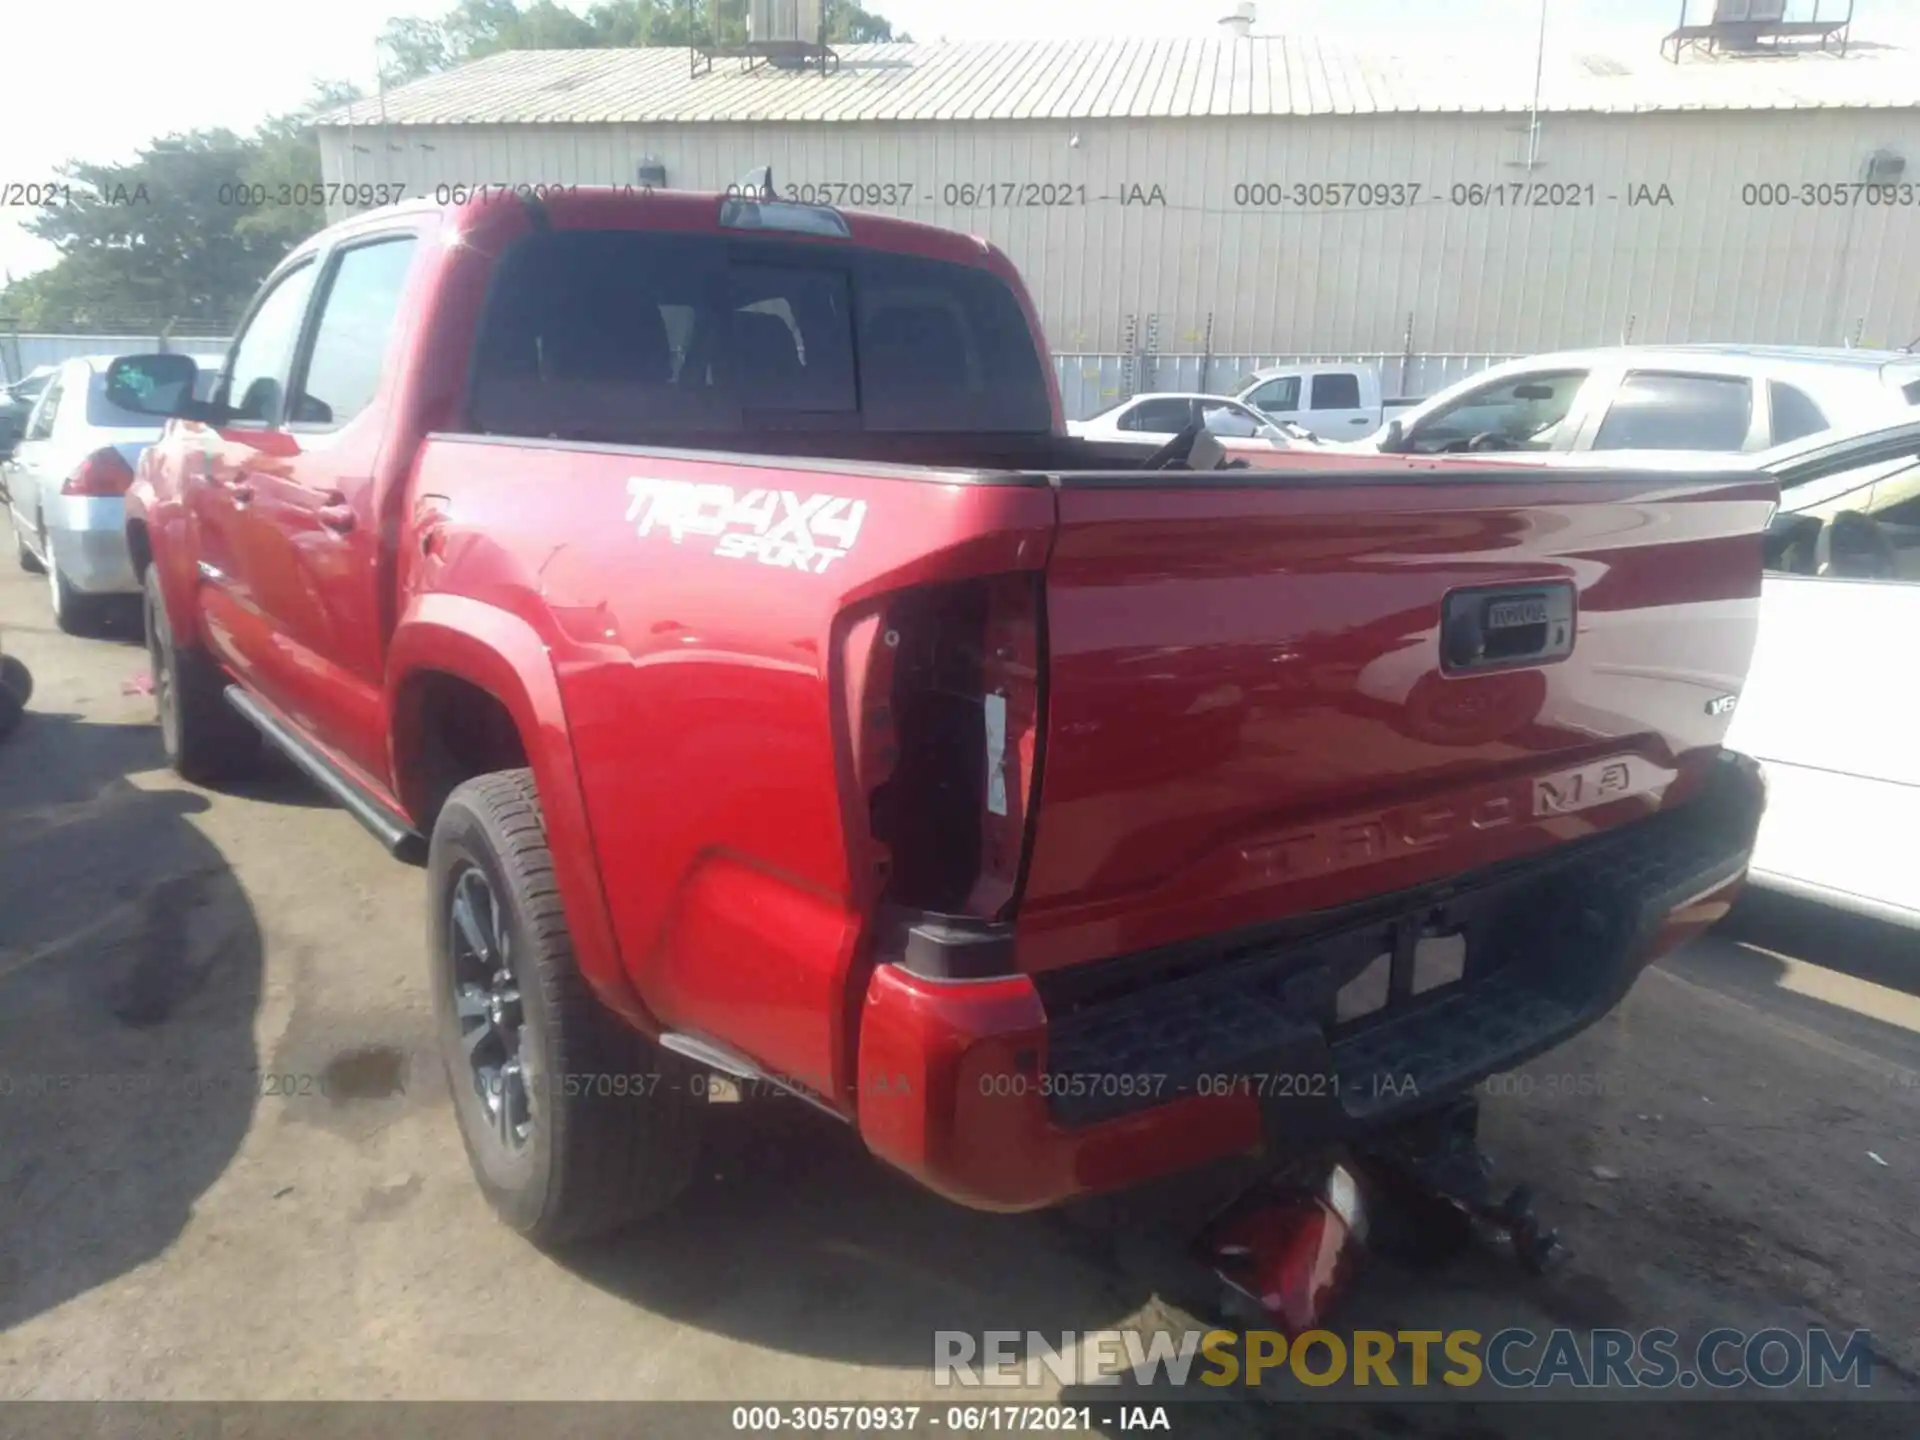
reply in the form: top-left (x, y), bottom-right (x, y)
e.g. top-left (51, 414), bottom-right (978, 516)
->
top-left (841, 572), bottom-right (1046, 948)
top-left (61, 447), bottom-right (136, 497)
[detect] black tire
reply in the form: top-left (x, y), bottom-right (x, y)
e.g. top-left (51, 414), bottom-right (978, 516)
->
top-left (0, 652), bottom-right (31, 707)
top-left (429, 769), bottom-right (701, 1246)
top-left (143, 564), bottom-right (260, 784)
top-left (48, 552), bottom-right (105, 636)
top-left (15, 521), bottom-right (43, 574)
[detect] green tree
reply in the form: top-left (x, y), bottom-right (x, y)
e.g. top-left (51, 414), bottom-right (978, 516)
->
top-left (0, 82), bottom-right (359, 334)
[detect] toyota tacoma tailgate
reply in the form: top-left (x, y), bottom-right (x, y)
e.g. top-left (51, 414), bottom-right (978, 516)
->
top-left (857, 462), bottom-right (1772, 1206)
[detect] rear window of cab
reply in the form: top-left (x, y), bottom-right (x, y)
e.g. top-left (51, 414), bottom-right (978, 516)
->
top-left (466, 229), bottom-right (1052, 440)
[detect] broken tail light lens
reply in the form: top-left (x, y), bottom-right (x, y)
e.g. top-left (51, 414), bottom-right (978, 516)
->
top-left (61, 447), bottom-right (136, 497)
top-left (842, 572), bottom-right (1045, 923)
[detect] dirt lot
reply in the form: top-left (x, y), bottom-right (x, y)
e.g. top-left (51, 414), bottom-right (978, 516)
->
top-left (1, 560), bottom-right (1917, 1437)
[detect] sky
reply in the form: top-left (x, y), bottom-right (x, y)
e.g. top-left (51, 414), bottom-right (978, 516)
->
top-left (0, 0), bottom-right (1705, 285)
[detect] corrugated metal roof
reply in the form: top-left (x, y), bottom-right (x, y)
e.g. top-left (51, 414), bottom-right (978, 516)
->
top-left (316, 32), bottom-right (1920, 128)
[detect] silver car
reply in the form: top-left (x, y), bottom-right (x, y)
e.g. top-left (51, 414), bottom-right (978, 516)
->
top-left (1365, 344), bottom-right (1920, 458)
top-left (3, 355), bottom-right (213, 633)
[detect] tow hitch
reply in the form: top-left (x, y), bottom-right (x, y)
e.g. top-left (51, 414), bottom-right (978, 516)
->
top-left (1199, 1098), bottom-right (1563, 1333)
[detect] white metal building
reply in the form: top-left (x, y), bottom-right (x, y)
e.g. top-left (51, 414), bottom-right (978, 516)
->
top-left (316, 26), bottom-right (1920, 373)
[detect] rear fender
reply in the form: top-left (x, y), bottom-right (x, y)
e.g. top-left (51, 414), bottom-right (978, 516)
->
top-left (387, 593), bottom-right (656, 1033)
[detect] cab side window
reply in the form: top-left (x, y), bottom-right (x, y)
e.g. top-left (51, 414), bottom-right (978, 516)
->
top-left (1768, 381), bottom-right (1830, 446)
top-left (1767, 459), bottom-right (1920, 583)
top-left (221, 261), bottom-right (319, 427)
top-left (1310, 372), bottom-right (1361, 410)
top-left (1246, 376), bottom-right (1299, 413)
top-left (1591, 372), bottom-right (1753, 452)
top-left (1866, 479), bottom-right (1920, 582)
top-left (1405, 370), bottom-right (1588, 454)
top-left (1121, 398), bottom-right (1195, 433)
top-left (290, 237), bottom-right (418, 429)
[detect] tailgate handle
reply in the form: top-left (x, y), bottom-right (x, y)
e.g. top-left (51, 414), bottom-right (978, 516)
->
top-left (1441, 583), bottom-right (1575, 673)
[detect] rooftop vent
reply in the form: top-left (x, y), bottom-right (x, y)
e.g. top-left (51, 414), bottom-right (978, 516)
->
top-left (1218, 1), bottom-right (1256, 40)
top-left (1662, 0), bottom-right (1856, 64)
top-left (750, 0), bottom-right (824, 44)
top-left (693, 0), bottom-right (838, 79)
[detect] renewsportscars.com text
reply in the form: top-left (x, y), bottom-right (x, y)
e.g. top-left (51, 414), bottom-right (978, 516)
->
top-left (933, 1327), bottom-right (1875, 1392)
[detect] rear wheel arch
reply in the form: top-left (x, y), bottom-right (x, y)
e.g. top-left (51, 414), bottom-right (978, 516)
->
top-left (386, 600), bottom-right (654, 1033)
top-left (386, 602), bottom-right (572, 828)
top-left (391, 667), bottom-right (532, 831)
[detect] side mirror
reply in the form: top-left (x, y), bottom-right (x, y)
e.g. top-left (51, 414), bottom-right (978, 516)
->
top-left (105, 353), bottom-right (207, 420)
top-left (1381, 419), bottom-right (1405, 453)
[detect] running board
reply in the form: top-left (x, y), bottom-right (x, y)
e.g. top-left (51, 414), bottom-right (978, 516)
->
top-left (223, 685), bottom-right (427, 865)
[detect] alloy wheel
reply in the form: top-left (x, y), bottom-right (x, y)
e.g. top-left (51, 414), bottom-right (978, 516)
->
top-left (447, 863), bottom-right (533, 1153)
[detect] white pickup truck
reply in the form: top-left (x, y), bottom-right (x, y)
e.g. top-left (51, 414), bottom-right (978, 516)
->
top-left (1231, 363), bottom-right (1421, 441)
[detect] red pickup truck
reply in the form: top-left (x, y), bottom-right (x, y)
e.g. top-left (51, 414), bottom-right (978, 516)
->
top-left (108, 187), bottom-right (1771, 1247)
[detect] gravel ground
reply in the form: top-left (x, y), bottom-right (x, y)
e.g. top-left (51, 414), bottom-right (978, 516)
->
top-left (1, 556), bottom-right (1915, 1438)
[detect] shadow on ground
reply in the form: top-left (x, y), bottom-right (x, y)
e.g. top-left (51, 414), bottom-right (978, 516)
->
top-left (0, 708), bottom-right (265, 1331)
top-left (1717, 889), bottom-right (1920, 1000)
top-left (556, 1096), bottom-right (1240, 1362)
top-left (1662, 893), bottom-right (1920, 1089)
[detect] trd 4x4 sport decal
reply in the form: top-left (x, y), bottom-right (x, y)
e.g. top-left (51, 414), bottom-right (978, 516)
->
top-left (626, 478), bottom-right (868, 575)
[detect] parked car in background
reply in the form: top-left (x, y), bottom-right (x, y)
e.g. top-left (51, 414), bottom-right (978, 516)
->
top-left (1723, 417), bottom-right (1920, 927)
top-left (1067, 392), bottom-right (1302, 447)
top-left (1356, 345), bottom-right (1920, 458)
top-left (0, 365), bottom-right (60, 459)
top-left (1229, 362), bottom-right (1421, 440)
top-left (4, 354), bottom-right (214, 633)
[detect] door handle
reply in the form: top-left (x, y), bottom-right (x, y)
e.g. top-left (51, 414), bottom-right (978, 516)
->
top-left (318, 503), bottom-right (356, 534)
top-left (1349, 418), bottom-right (1370, 425)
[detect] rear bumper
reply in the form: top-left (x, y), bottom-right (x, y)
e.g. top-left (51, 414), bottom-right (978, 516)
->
top-left (47, 497), bottom-right (136, 594)
top-left (856, 750), bottom-right (1765, 1211)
